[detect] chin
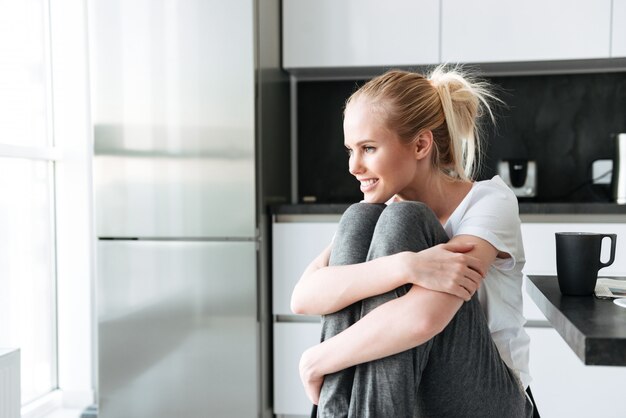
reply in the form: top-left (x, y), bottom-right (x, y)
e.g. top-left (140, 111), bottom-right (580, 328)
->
top-left (362, 194), bottom-right (387, 204)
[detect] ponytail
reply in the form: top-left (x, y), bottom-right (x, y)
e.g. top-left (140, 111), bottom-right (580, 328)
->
top-left (428, 64), bottom-right (499, 180)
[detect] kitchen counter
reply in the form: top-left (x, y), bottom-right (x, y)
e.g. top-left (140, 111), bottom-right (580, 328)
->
top-left (526, 275), bottom-right (626, 366)
top-left (271, 203), bottom-right (626, 222)
top-left (272, 202), bottom-right (626, 215)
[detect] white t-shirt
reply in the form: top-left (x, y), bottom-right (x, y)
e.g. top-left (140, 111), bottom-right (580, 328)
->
top-left (443, 175), bottom-right (531, 388)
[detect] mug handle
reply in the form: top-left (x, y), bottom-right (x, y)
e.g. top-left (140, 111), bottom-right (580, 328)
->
top-left (599, 234), bottom-right (617, 268)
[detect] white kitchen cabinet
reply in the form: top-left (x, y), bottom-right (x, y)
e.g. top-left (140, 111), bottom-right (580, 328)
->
top-left (441, 0), bottom-right (612, 63)
top-left (527, 327), bottom-right (626, 418)
top-left (282, 0), bottom-right (439, 68)
top-left (612, 0), bottom-right (626, 57)
top-left (272, 221), bottom-right (333, 416)
top-left (272, 222), bottom-right (337, 315)
top-left (274, 322), bottom-right (322, 416)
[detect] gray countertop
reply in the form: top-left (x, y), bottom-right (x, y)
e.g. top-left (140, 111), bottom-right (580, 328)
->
top-left (271, 203), bottom-right (626, 215)
top-left (526, 275), bottom-right (626, 366)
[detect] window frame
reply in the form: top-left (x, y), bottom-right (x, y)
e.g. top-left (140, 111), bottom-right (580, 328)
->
top-left (7, 0), bottom-right (97, 415)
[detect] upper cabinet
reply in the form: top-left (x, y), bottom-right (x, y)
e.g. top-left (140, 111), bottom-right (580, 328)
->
top-left (441, 0), bottom-right (612, 63)
top-left (282, 0), bottom-right (439, 68)
top-left (283, 0), bottom-right (625, 71)
top-left (613, 0), bottom-right (626, 57)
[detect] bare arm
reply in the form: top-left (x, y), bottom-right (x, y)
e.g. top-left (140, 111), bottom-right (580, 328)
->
top-left (299, 234), bottom-right (498, 404)
top-left (291, 240), bottom-right (486, 316)
top-left (291, 243), bottom-right (405, 315)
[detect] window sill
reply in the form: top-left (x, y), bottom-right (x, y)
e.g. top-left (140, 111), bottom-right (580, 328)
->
top-left (21, 390), bottom-right (91, 418)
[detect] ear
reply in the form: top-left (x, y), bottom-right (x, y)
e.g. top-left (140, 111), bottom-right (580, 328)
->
top-left (412, 130), bottom-right (434, 160)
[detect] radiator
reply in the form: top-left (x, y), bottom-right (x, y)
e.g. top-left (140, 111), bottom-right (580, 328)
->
top-left (0, 349), bottom-right (20, 418)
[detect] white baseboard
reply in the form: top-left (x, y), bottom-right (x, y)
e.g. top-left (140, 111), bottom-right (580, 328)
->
top-left (21, 389), bottom-right (93, 418)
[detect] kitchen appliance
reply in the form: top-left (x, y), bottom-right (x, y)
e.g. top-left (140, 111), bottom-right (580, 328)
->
top-left (91, 1), bottom-right (264, 416)
top-left (611, 133), bottom-right (626, 204)
top-left (498, 159), bottom-right (537, 198)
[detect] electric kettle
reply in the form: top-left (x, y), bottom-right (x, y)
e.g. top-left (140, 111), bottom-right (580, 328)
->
top-left (498, 159), bottom-right (537, 198)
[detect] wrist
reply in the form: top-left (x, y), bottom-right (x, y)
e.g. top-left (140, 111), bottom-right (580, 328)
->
top-left (389, 252), bottom-right (410, 287)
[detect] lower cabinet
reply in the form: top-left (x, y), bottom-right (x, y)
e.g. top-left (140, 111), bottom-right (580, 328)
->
top-left (275, 325), bottom-right (626, 417)
top-left (273, 322), bottom-right (322, 416)
top-left (527, 327), bottom-right (626, 418)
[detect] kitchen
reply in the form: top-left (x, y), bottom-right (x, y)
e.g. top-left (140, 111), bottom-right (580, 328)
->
top-left (1, 0), bottom-right (626, 418)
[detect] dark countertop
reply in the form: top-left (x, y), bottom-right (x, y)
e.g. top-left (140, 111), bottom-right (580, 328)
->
top-left (526, 275), bottom-right (626, 366)
top-left (271, 203), bottom-right (626, 216)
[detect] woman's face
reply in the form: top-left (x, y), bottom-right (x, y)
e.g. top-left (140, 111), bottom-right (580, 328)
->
top-left (343, 100), bottom-right (420, 203)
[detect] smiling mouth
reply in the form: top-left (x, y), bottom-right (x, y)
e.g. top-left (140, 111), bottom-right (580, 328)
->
top-left (359, 178), bottom-right (379, 192)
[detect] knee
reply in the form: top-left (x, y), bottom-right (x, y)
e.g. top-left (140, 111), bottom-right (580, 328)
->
top-left (386, 201), bottom-right (431, 213)
top-left (364, 201), bottom-right (448, 256)
top-left (332, 203), bottom-right (386, 247)
top-left (379, 201), bottom-right (438, 227)
top-left (340, 202), bottom-right (385, 224)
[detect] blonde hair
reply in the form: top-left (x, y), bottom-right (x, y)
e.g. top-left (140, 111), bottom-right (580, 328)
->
top-left (345, 65), bottom-right (499, 181)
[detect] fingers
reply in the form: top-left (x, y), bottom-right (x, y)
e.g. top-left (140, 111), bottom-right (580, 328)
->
top-left (442, 241), bottom-right (475, 253)
top-left (462, 255), bottom-right (486, 278)
top-left (464, 266), bottom-right (484, 284)
top-left (449, 273), bottom-right (481, 301)
top-left (460, 286), bottom-right (473, 301)
top-left (438, 244), bottom-right (486, 276)
top-left (452, 284), bottom-right (473, 301)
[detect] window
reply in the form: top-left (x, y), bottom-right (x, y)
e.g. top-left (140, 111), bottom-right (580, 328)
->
top-left (0, 0), bottom-right (58, 405)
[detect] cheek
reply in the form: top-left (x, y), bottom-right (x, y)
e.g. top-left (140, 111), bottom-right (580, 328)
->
top-left (396, 156), bottom-right (417, 177)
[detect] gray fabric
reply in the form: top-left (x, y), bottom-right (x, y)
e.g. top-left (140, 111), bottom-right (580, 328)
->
top-left (317, 201), bottom-right (533, 418)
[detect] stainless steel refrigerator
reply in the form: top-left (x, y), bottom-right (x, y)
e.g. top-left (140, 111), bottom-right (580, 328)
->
top-left (90, 1), bottom-right (280, 416)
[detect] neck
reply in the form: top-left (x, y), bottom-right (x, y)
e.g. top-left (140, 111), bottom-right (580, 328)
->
top-left (397, 172), bottom-right (473, 224)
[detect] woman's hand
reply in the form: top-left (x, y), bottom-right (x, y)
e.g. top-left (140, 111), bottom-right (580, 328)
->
top-left (397, 242), bottom-right (486, 301)
top-left (299, 346), bottom-right (324, 405)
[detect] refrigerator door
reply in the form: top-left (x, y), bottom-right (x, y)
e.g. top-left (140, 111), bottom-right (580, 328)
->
top-left (94, 155), bottom-right (255, 238)
top-left (91, 0), bottom-right (255, 238)
top-left (97, 240), bottom-right (258, 418)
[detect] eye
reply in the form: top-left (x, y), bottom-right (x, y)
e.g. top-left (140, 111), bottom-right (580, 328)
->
top-left (363, 146), bottom-right (376, 153)
top-left (345, 147), bottom-right (353, 157)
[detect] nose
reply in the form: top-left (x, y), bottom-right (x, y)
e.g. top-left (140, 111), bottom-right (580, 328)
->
top-left (349, 152), bottom-right (364, 175)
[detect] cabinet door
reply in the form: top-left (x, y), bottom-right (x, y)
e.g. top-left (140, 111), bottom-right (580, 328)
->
top-left (612, 0), bottom-right (626, 57)
top-left (283, 0), bottom-right (439, 68)
top-left (527, 327), bottom-right (626, 418)
top-left (441, 0), bottom-right (611, 63)
top-left (274, 322), bottom-right (323, 416)
top-left (272, 222), bottom-right (338, 315)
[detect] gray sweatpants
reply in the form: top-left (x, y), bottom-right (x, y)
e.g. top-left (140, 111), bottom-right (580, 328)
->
top-left (317, 202), bottom-right (532, 418)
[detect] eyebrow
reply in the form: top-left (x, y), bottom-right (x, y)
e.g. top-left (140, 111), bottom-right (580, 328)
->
top-left (345, 139), bottom-right (376, 147)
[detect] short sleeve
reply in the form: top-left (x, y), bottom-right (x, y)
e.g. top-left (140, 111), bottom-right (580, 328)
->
top-left (454, 181), bottom-right (521, 271)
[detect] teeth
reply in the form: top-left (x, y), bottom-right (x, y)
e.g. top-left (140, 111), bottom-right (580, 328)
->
top-left (361, 179), bottom-right (377, 186)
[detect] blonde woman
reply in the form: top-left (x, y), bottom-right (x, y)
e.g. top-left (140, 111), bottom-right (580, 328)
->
top-left (291, 67), bottom-right (535, 417)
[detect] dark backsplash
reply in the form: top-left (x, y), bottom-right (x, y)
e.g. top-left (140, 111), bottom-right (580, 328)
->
top-left (297, 72), bottom-right (626, 203)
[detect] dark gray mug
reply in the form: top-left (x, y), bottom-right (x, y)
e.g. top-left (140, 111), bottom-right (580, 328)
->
top-left (555, 232), bottom-right (617, 296)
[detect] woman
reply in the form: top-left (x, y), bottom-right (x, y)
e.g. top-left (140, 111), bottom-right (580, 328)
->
top-left (291, 66), bottom-right (534, 417)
